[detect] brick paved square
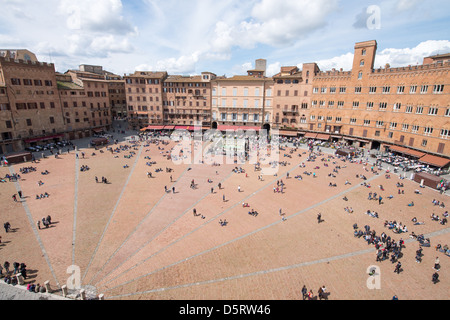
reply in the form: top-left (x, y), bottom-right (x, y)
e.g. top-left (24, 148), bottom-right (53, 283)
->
top-left (0, 136), bottom-right (448, 300)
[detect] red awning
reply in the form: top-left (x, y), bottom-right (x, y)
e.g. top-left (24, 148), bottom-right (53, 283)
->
top-left (217, 125), bottom-right (236, 131)
top-left (146, 125), bottom-right (165, 130)
top-left (304, 133), bottom-right (318, 139)
top-left (279, 130), bottom-right (298, 137)
top-left (389, 145), bottom-right (425, 158)
top-left (174, 126), bottom-right (190, 130)
top-left (24, 134), bottom-right (64, 144)
top-left (419, 154), bottom-right (450, 168)
top-left (164, 125), bottom-right (175, 130)
top-left (316, 134), bottom-right (331, 141)
top-left (240, 126), bottom-right (261, 131)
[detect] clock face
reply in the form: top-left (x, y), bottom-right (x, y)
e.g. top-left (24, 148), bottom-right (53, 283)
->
top-left (24, 54), bottom-right (31, 61)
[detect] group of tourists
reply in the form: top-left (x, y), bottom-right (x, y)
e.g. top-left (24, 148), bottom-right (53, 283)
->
top-left (301, 284), bottom-right (328, 300)
top-left (0, 261), bottom-right (30, 282)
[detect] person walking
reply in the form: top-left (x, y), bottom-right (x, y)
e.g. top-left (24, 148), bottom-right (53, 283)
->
top-left (317, 213), bottom-right (322, 223)
top-left (301, 285), bottom-right (307, 300)
top-left (37, 220), bottom-right (41, 230)
top-left (394, 261), bottom-right (402, 274)
top-left (13, 262), bottom-right (19, 275)
top-left (3, 261), bottom-right (10, 274)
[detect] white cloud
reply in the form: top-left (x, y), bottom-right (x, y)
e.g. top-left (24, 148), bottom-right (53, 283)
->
top-left (90, 35), bottom-right (133, 54)
top-left (374, 40), bottom-right (450, 68)
top-left (135, 52), bottom-right (202, 74)
top-left (209, 0), bottom-right (339, 53)
top-left (316, 52), bottom-right (355, 71)
top-left (266, 62), bottom-right (281, 77)
top-left (58, 0), bottom-right (136, 35)
top-left (249, 0), bottom-right (339, 46)
top-left (395, 0), bottom-right (421, 12)
top-left (313, 40), bottom-right (450, 72)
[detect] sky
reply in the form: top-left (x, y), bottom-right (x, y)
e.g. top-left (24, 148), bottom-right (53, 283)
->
top-left (1, 0), bottom-right (449, 77)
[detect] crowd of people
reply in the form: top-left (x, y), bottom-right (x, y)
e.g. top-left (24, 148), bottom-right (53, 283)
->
top-left (378, 153), bottom-right (449, 179)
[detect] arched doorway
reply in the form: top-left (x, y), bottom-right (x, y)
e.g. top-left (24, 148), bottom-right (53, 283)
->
top-left (262, 123), bottom-right (270, 133)
top-left (212, 121), bottom-right (218, 130)
top-left (371, 140), bottom-right (381, 151)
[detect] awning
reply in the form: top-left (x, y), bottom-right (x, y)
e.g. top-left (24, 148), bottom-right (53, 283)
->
top-left (316, 134), bottom-right (331, 141)
top-left (187, 126), bottom-right (210, 131)
top-left (279, 130), bottom-right (298, 137)
top-left (419, 154), bottom-right (450, 168)
top-left (304, 133), bottom-right (318, 139)
top-left (240, 126), bottom-right (261, 131)
top-left (389, 145), bottom-right (426, 158)
top-left (164, 125), bottom-right (175, 130)
top-left (24, 134), bottom-right (64, 144)
top-left (174, 125), bottom-right (190, 130)
top-left (146, 125), bottom-right (165, 130)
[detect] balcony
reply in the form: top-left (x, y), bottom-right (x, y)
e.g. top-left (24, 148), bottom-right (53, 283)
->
top-left (282, 106), bottom-right (299, 116)
top-left (218, 106), bottom-right (262, 111)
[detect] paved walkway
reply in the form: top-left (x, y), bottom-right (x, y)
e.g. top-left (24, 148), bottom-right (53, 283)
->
top-left (1, 125), bottom-right (448, 300)
top-left (0, 282), bottom-right (68, 300)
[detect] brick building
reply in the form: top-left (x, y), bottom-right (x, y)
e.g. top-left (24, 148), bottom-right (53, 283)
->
top-left (308, 40), bottom-right (449, 156)
top-left (0, 55), bottom-right (66, 154)
top-left (124, 71), bottom-right (168, 130)
top-left (56, 73), bottom-right (93, 140)
top-left (272, 63), bottom-right (318, 133)
top-left (1, 42), bottom-right (449, 160)
top-left (162, 72), bottom-right (215, 128)
top-left (108, 80), bottom-right (127, 119)
top-left (65, 68), bottom-right (113, 133)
